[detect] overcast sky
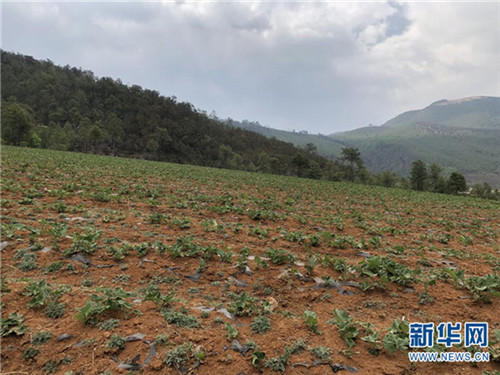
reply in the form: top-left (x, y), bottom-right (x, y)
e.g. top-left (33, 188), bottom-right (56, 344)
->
top-left (2, 1), bottom-right (499, 133)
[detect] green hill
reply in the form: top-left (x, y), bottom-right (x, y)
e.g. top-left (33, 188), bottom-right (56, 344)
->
top-left (229, 97), bottom-right (500, 187)
top-left (330, 97), bottom-right (500, 187)
top-left (229, 119), bottom-right (345, 160)
top-left (1, 50), bottom-right (334, 180)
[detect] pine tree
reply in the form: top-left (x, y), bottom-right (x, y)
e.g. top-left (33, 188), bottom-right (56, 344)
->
top-left (410, 160), bottom-right (427, 191)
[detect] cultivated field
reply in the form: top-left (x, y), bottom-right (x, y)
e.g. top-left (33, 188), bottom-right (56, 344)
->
top-left (1, 146), bottom-right (499, 375)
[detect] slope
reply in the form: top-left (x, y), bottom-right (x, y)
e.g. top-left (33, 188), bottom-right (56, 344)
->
top-left (0, 50), bottom-right (331, 179)
top-left (330, 97), bottom-right (500, 186)
top-left (229, 119), bottom-right (345, 160)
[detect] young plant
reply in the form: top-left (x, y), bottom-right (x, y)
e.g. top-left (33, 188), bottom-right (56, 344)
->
top-left (228, 292), bottom-right (256, 317)
top-left (1, 313), bottom-right (26, 337)
top-left (107, 334), bottom-right (125, 350)
top-left (64, 227), bottom-right (100, 256)
top-left (143, 284), bottom-right (175, 309)
top-left (332, 309), bottom-right (359, 348)
top-left (75, 287), bottom-right (132, 325)
top-left (165, 342), bottom-right (193, 368)
top-left (310, 346), bottom-right (331, 361)
top-left (464, 274), bottom-right (500, 303)
top-left (225, 323), bottom-right (238, 340)
top-left (383, 319), bottom-right (409, 354)
top-left (162, 309), bottom-right (201, 328)
top-left (251, 316), bottom-right (271, 334)
top-left (304, 310), bottom-right (320, 334)
top-left (264, 346), bottom-right (292, 372)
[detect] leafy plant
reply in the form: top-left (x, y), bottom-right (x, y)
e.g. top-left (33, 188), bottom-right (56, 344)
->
top-left (228, 292), bottom-right (256, 317)
top-left (45, 300), bottom-right (65, 319)
top-left (225, 323), bottom-right (238, 340)
top-left (32, 331), bottom-right (53, 345)
top-left (310, 346), bottom-right (331, 361)
top-left (464, 273), bottom-right (500, 303)
top-left (332, 309), bottom-right (359, 348)
top-left (358, 255), bottom-right (417, 287)
top-left (266, 248), bottom-right (297, 265)
top-left (162, 309), bottom-right (200, 328)
top-left (107, 334), bottom-right (125, 350)
top-left (360, 322), bottom-right (382, 355)
top-left (165, 342), bottom-right (193, 368)
top-left (24, 279), bottom-right (53, 308)
top-left (305, 254), bottom-right (318, 277)
top-left (99, 319), bottom-right (120, 331)
top-left (304, 310), bottom-right (320, 334)
top-left (23, 347), bottom-right (40, 360)
top-left (14, 248), bottom-right (37, 271)
top-left (488, 330), bottom-right (500, 362)
top-left (252, 350), bottom-right (266, 368)
top-left (251, 316), bottom-right (271, 334)
top-left (63, 227), bottom-right (100, 256)
top-left (143, 285), bottom-right (175, 308)
top-left (75, 287), bottom-right (132, 325)
top-left (264, 346), bottom-right (292, 372)
top-left (290, 338), bottom-right (307, 354)
top-left (383, 319), bottom-right (409, 354)
top-left (1, 313), bottom-right (26, 337)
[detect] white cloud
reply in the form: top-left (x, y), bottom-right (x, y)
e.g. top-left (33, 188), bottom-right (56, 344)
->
top-left (2, 1), bottom-right (499, 132)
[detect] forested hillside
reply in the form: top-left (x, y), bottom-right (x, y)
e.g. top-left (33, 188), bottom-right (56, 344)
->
top-left (330, 97), bottom-right (500, 186)
top-left (1, 51), bottom-right (333, 179)
top-left (228, 119), bottom-right (345, 160)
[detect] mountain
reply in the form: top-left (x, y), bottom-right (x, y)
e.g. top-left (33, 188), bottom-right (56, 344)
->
top-left (329, 96), bottom-right (500, 186)
top-left (228, 119), bottom-right (345, 159)
top-left (1, 50), bottom-right (333, 180)
top-left (230, 97), bottom-right (500, 187)
top-left (3, 50), bottom-right (498, 187)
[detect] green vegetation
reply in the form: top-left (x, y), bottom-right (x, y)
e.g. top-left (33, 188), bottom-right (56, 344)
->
top-left (303, 310), bottom-right (320, 334)
top-left (1, 145), bottom-right (499, 375)
top-left (1, 313), bottom-right (27, 337)
top-left (75, 287), bottom-right (133, 325)
top-left (1, 51), bottom-right (335, 180)
top-left (332, 309), bottom-right (359, 348)
top-left (251, 316), bottom-right (271, 334)
top-left (383, 319), bottom-right (409, 354)
top-left (330, 97), bottom-right (500, 187)
top-left (162, 309), bottom-right (201, 328)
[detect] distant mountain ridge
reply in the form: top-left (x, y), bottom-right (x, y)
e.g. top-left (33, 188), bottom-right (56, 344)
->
top-left (232, 96), bottom-right (500, 187)
top-left (381, 96), bottom-right (500, 129)
top-left (228, 119), bottom-right (345, 159)
top-left (3, 49), bottom-right (497, 186)
top-left (330, 96), bottom-right (500, 187)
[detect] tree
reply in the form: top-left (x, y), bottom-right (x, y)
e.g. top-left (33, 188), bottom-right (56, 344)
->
top-left (375, 171), bottom-right (398, 188)
top-left (1, 102), bottom-right (35, 146)
top-left (446, 172), bottom-right (467, 195)
top-left (340, 147), bottom-right (364, 182)
top-left (323, 161), bottom-right (344, 182)
top-left (304, 143), bottom-right (317, 154)
top-left (428, 163), bottom-right (446, 193)
top-left (292, 152), bottom-right (310, 177)
top-left (470, 183), bottom-right (492, 199)
top-left (256, 151), bottom-right (271, 173)
top-left (307, 160), bottom-right (322, 179)
top-left (410, 160), bottom-right (427, 191)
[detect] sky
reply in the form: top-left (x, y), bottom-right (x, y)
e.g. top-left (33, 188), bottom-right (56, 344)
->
top-left (2, 1), bottom-right (499, 133)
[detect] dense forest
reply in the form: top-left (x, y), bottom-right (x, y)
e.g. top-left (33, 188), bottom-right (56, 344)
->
top-left (1, 50), bottom-right (340, 179)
